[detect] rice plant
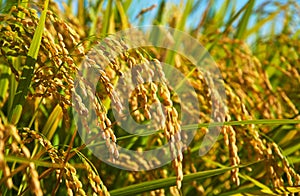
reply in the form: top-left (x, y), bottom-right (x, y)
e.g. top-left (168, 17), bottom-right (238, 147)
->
top-left (0, 0), bottom-right (299, 195)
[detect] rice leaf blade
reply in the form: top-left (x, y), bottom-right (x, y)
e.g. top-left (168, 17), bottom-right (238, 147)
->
top-left (41, 104), bottom-right (63, 140)
top-left (235, 0), bottom-right (255, 39)
top-left (8, 0), bottom-right (49, 122)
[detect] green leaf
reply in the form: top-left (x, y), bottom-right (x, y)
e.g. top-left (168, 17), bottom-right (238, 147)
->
top-left (116, 0), bottom-right (129, 29)
top-left (203, 157), bottom-right (277, 195)
top-left (8, 0), bottom-right (49, 123)
top-left (235, 0), bottom-right (255, 39)
top-left (153, 0), bottom-right (165, 25)
top-left (183, 119), bottom-right (300, 130)
top-left (244, 9), bottom-right (283, 38)
top-left (110, 167), bottom-right (234, 196)
top-left (222, 0), bottom-right (247, 35)
top-left (214, 0), bottom-right (231, 25)
top-left (283, 142), bottom-right (300, 156)
top-left (41, 104), bottom-right (63, 140)
top-left (101, 0), bottom-right (113, 36)
top-left (10, 104), bottom-right (22, 125)
top-left (122, 0), bottom-right (132, 12)
top-left (86, 119), bottom-right (300, 149)
top-left (0, 64), bottom-right (9, 103)
top-left (4, 155), bottom-right (64, 168)
top-left (110, 161), bottom-right (261, 196)
top-left (175, 0), bottom-right (194, 31)
top-left (88, 1), bottom-right (104, 38)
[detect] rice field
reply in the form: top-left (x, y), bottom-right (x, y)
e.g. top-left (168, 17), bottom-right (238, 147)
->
top-left (0, 0), bottom-right (300, 195)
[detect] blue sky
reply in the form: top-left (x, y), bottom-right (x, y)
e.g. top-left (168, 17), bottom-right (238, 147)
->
top-left (56, 0), bottom-right (298, 43)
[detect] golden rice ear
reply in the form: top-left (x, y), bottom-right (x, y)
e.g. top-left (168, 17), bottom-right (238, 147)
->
top-left (0, 122), bottom-right (14, 189)
top-left (28, 163), bottom-right (43, 196)
top-left (81, 156), bottom-right (110, 196)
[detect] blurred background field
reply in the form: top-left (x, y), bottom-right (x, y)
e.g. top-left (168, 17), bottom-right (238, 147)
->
top-left (0, 0), bottom-right (300, 195)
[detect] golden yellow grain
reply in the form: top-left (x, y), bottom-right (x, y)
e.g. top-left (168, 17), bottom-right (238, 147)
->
top-left (29, 162), bottom-right (43, 196)
top-left (3, 165), bottom-right (13, 189)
